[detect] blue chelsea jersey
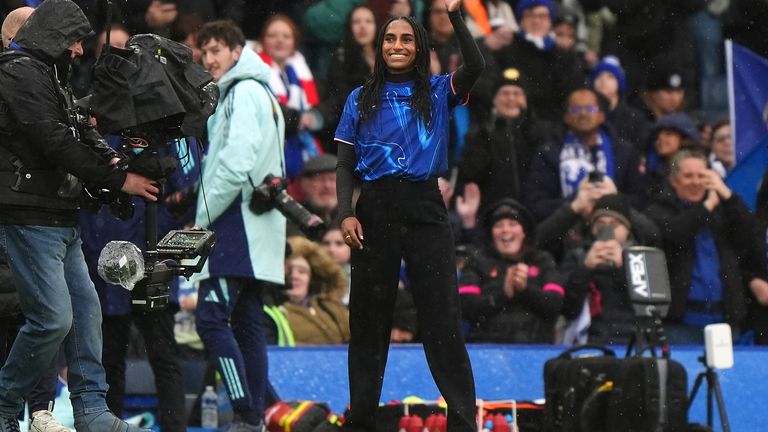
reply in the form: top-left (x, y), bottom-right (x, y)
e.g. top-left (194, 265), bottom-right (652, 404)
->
top-left (334, 74), bottom-right (464, 181)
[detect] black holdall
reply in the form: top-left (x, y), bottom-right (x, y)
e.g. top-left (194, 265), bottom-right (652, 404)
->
top-left (543, 344), bottom-right (622, 432)
top-left (543, 344), bottom-right (689, 432)
top-left (604, 355), bottom-right (688, 432)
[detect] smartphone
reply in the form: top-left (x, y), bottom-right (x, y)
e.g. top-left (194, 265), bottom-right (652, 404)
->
top-left (588, 171), bottom-right (604, 183)
top-left (595, 223), bottom-right (615, 241)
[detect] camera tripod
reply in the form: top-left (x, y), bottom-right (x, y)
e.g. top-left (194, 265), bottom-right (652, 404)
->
top-left (688, 355), bottom-right (730, 432)
top-left (625, 311), bottom-right (670, 358)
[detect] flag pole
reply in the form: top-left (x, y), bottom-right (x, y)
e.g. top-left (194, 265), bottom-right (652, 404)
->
top-left (725, 39), bottom-right (737, 160)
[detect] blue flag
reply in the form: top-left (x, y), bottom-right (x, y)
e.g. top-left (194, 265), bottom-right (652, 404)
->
top-left (726, 41), bottom-right (768, 210)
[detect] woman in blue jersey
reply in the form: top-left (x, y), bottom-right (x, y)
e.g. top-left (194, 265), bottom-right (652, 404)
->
top-left (334, 0), bottom-right (485, 430)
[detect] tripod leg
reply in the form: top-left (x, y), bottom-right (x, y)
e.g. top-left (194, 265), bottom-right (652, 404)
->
top-left (709, 371), bottom-right (731, 432)
top-left (687, 372), bottom-right (706, 411)
top-left (625, 332), bottom-right (637, 357)
top-left (707, 376), bottom-right (713, 427)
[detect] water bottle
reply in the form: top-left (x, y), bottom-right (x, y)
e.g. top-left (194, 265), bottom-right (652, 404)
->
top-left (201, 385), bottom-right (219, 429)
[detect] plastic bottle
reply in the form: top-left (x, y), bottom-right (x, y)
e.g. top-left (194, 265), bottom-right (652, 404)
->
top-left (201, 385), bottom-right (219, 429)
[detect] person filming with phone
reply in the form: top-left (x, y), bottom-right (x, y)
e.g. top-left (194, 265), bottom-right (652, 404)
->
top-left (524, 88), bottom-right (645, 221)
top-left (561, 194), bottom-right (650, 345)
top-left (646, 149), bottom-right (754, 344)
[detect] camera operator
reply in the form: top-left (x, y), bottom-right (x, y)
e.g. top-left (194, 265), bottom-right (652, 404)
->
top-left (77, 26), bottom-right (193, 432)
top-left (0, 1), bottom-right (157, 431)
top-left (1, 7), bottom-right (75, 432)
top-left (192, 20), bottom-right (285, 432)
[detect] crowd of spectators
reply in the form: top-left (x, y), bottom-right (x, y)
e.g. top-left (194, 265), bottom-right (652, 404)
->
top-left (2, 0), bottom-right (768, 402)
top-left (0, 0), bottom-right (767, 430)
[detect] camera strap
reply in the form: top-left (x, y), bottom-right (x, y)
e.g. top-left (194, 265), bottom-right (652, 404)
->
top-left (223, 78), bottom-right (286, 190)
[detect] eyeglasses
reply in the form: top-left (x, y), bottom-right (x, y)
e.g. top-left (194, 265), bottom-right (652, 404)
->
top-left (713, 134), bottom-right (731, 143)
top-left (568, 105), bottom-right (599, 114)
top-left (523, 11), bottom-right (551, 20)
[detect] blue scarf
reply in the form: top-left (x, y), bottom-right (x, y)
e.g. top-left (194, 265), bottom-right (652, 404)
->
top-left (519, 31), bottom-right (556, 50)
top-left (559, 129), bottom-right (615, 198)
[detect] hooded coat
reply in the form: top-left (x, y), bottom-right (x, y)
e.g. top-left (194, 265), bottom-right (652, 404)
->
top-left (0, 0), bottom-right (124, 226)
top-left (191, 47), bottom-right (286, 284)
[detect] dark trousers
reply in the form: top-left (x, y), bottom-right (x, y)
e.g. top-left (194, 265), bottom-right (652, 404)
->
top-left (102, 308), bottom-right (186, 432)
top-left (195, 278), bottom-right (268, 426)
top-left (345, 177), bottom-right (477, 432)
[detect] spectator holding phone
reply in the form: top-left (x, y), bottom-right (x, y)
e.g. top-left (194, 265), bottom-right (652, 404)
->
top-left (524, 88), bottom-right (645, 221)
top-left (646, 149), bottom-right (754, 343)
top-left (561, 194), bottom-right (651, 345)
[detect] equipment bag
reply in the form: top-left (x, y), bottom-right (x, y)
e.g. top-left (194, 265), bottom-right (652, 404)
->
top-left (544, 344), bottom-right (688, 432)
top-left (604, 356), bottom-right (688, 432)
top-left (264, 401), bottom-right (331, 432)
top-left (543, 345), bottom-right (622, 432)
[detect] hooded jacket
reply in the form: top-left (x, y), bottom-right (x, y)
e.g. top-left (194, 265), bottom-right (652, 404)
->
top-left (0, 0), bottom-right (125, 226)
top-left (192, 47), bottom-right (286, 285)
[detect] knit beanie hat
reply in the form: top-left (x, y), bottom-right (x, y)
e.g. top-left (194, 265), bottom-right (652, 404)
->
top-left (645, 58), bottom-right (685, 91)
top-left (653, 112), bottom-right (701, 147)
top-left (590, 194), bottom-right (631, 229)
top-left (493, 67), bottom-right (528, 95)
top-left (589, 55), bottom-right (627, 95)
top-left (483, 198), bottom-right (535, 239)
top-left (515, 0), bottom-right (556, 22)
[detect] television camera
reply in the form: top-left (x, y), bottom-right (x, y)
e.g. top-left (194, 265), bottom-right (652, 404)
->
top-left (89, 29), bottom-right (218, 311)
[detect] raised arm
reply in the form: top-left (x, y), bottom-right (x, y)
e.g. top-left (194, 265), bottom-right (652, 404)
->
top-left (445, 0), bottom-right (485, 100)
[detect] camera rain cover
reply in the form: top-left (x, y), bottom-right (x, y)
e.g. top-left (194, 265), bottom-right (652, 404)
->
top-left (98, 241), bottom-right (145, 290)
top-left (91, 34), bottom-right (219, 138)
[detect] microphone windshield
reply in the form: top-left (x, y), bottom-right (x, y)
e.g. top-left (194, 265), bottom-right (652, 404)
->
top-left (98, 241), bottom-right (145, 290)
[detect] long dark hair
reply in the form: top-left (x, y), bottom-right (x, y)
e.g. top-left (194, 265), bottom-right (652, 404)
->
top-left (357, 15), bottom-right (433, 126)
top-left (342, 5), bottom-right (377, 78)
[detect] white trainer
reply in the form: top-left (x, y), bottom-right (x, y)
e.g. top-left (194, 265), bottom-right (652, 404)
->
top-left (29, 411), bottom-right (70, 432)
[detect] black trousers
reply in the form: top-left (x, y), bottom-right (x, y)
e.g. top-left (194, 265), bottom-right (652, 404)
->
top-left (102, 307), bottom-right (186, 432)
top-left (344, 177), bottom-right (477, 432)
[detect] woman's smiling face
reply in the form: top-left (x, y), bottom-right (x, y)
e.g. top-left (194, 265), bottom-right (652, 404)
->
top-left (381, 19), bottom-right (417, 72)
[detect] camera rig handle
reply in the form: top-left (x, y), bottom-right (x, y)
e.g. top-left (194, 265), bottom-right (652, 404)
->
top-left (125, 134), bottom-right (215, 311)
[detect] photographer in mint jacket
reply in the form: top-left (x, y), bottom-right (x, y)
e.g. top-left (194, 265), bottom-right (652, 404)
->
top-left (192, 20), bottom-right (286, 432)
top-left (0, 1), bottom-right (157, 431)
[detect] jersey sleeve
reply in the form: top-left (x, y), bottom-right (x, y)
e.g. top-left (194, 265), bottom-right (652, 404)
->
top-left (334, 88), bottom-right (361, 146)
top-left (433, 74), bottom-right (464, 108)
